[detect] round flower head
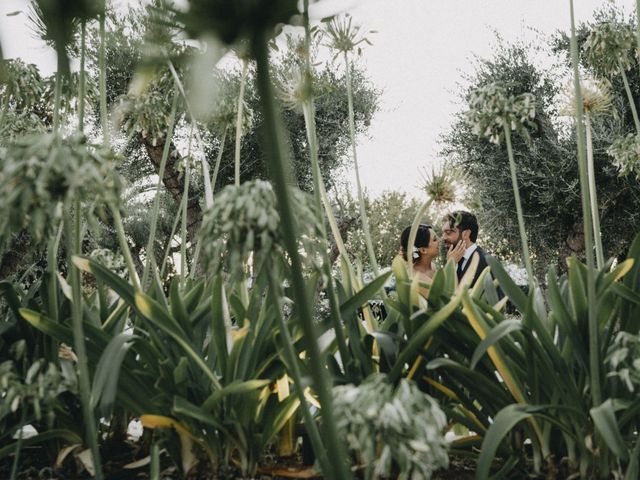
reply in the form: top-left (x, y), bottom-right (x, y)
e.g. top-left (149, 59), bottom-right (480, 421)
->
top-left (466, 82), bottom-right (537, 145)
top-left (607, 133), bottom-right (640, 179)
top-left (324, 14), bottom-right (375, 58)
top-left (0, 132), bottom-right (122, 243)
top-left (199, 179), bottom-right (324, 280)
top-left (583, 21), bottom-right (635, 77)
top-left (560, 77), bottom-right (613, 119)
top-left (420, 163), bottom-right (462, 203)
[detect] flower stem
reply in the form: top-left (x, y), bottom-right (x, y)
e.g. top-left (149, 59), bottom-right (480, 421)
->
top-left (619, 66), bottom-right (640, 134)
top-left (267, 272), bottom-right (332, 476)
top-left (78, 21), bottom-right (86, 132)
top-left (344, 51), bottom-right (379, 276)
top-left (235, 60), bottom-right (249, 186)
top-left (504, 127), bottom-right (534, 285)
top-left (302, 94), bottom-right (350, 372)
top-left (52, 70), bottom-right (62, 133)
top-left (99, 12), bottom-right (109, 145)
top-left (180, 126), bottom-right (194, 285)
top-left (584, 112), bottom-right (605, 269)
top-left (569, 0), bottom-right (600, 407)
top-left (66, 201), bottom-right (103, 480)
top-left (111, 205), bottom-right (141, 290)
top-left (142, 92), bottom-right (179, 288)
top-left (210, 127), bottom-right (227, 190)
top-left (252, 30), bottom-right (352, 480)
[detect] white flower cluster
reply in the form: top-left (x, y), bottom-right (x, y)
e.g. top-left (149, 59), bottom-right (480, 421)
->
top-left (466, 83), bottom-right (536, 145)
top-left (333, 373), bottom-right (449, 480)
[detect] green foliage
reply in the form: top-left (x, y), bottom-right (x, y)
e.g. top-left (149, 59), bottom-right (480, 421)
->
top-left (199, 180), bottom-right (323, 280)
top-left (607, 332), bottom-right (640, 392)
top-left (442, 39), bottom-right (640, 275)
top-left (607, 132), bottom-right (640, 179)
top-left (466, 83), bottom-right (536, 145)
top-left (333, 373), bottom-right (449, 480)
top-left (583, 19), bottom-right (636, 76)
top-left (425, 236), bottom-right (640, 478)
top-left (0, 132), bottom-right (121, 243)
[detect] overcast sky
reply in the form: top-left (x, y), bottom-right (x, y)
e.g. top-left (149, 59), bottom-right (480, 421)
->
top-left (1, 0), bottom-right (636, 198)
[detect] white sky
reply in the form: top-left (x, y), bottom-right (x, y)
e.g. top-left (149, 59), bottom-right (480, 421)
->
top-left (0, 0), bottom-right (635, 198)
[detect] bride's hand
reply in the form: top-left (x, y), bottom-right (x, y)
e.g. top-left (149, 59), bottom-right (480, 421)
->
top-left (447, 240), bottom-right (465, 263)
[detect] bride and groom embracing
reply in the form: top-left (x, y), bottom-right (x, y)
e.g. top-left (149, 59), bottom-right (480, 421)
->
top-left (399, 210), bottom-right (489, 287)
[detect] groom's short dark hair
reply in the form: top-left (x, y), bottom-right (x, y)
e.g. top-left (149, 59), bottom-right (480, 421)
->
top-left (445, 210), bottom-right (479, 242)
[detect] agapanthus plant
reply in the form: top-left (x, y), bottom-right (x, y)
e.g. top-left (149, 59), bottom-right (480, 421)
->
top-left (466, 83), bottom-right (536, 145)
top-left (583, 19), bottom-right (640, 133)
top-left (467, 82), bottom-right (536, 284)
top-left (607, 132), bottom-right (640, 179)
top-left (606, 332), bottom-right (640, 393)
top-left (333, 373), bottom-right (449, 480)
top-left (199, 179), bottom-right (324, 280)
top-left (561, 77), bottom-right (613, 268)
top-left (0, 132), bottom-right (121, 243)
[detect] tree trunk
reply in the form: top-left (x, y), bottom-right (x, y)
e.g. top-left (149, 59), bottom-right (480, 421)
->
top-left (141, 135), bottom-right (202, 243)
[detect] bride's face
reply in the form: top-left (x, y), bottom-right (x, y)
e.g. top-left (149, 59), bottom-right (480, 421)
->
top-left (426, 228), bottom-right (439, 256)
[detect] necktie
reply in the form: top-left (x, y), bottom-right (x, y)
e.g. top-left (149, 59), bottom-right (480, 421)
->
top-left (456, 258), bottom-right (465, 279)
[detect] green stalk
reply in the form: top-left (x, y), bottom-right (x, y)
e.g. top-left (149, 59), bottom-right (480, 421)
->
top-left (252, 30), bottom-right (352, 480)
top-left (235, 60), bottom-right (249, 186)
top-left (142, 92), bottom-right (179, 288)
top-left (267, 272), bottom-right (334, 478)
top-left (167, 61), bottom-right (213, 208)
top-left (301, 96), bottom-right (350, 370)
top-left (99, 12), bottom-right (109, 145)
top-left (504, 127), bottom-right (534, 285)
top-left (180, 128), bottom-right (194, 285)
top-left (569, 0), bottom-right (601, 407)
top-left (111, 205), bottom-right (141, 290)
top-left (52, 70), bottom-right (62, 133)
top-left (637, 0), bottom-right (640, 81)
top-left (343, 51), bottom-right (379, 276)
top-left (78, 21), bottom-right (86, 132)
top-left (160, 200), bottom-right (183, 278)
top-left (9, 410), bottom-right (27, 480)
top-left (210, 127), bottom-right (227, 190)
top-left (405, 197), bottom-right (434, 276)
top-left (584, 112), bottom-right (605, 269)
top-left (46, 223), bottom-right (63, 322)
top-left (619, 66), bottom-right (640, 134)
top-left (65, 201), bottom-right (103, 480)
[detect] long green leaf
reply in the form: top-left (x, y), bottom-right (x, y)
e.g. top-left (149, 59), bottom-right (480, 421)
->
top-left (470, 320), bottom-right (522, 370)
top-left (388, 292), bottom-right (462, 383)
top-left (135, 292), bottom-right (221, 389)
top-left (476, 404), bottom-right (544, 480)
top-left (202, 379), bottom-right (270, 411)
top-left (90, 333), bottom-right (135, 416)
top-left (486, 256), bottom-right (527, 312)
top-left (73, 256), bottom-right (136, 306)
top-left (0, 430), bottom-right (82, 460)
top-left (339, 271), bottom-right (391, 317)
top-left (590, 399), bottom-right (629, 461)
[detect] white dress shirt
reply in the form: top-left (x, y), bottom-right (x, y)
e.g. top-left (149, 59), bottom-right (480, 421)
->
top-left (460, 243), bottom-right (478, 271)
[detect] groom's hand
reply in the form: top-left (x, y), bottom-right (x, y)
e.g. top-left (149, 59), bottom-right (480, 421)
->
top-left (447, 240), bottom-right (465, 263)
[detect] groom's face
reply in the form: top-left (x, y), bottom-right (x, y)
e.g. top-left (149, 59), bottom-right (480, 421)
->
top-left (442, 221), bottom-right (462, 247)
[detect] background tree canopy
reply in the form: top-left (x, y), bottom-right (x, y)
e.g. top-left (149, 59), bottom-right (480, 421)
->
top-left (440, 17), bottom-right (640, 278)
top-left (0, 3), bottom-right (379, 279)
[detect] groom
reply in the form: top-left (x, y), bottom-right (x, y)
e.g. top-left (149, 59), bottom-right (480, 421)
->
top-left (442, 210), bottom-right (489, 287)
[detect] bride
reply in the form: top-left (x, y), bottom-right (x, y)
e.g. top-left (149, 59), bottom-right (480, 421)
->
top-left (399, 224), bottom-right (440, 280)
top-left (399, 223), bottom-right (465, 280)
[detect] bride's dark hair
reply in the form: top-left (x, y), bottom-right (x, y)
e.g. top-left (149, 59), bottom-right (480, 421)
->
top-left (400, 224), bottom-right (431, 262)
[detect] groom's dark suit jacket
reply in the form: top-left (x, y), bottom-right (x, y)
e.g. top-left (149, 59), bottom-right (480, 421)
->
top-left (457, 245), bottom-right (489, 287)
